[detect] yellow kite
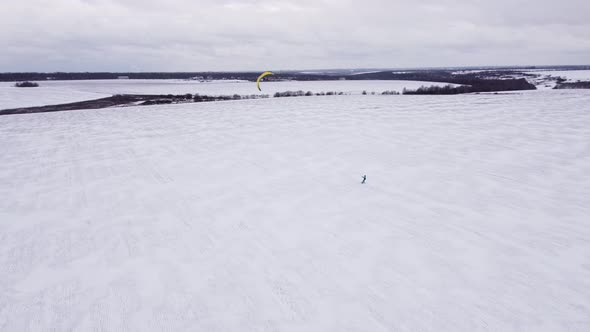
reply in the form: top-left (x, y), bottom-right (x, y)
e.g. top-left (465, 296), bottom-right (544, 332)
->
top-left (256, 71), bottom-right (274, 91)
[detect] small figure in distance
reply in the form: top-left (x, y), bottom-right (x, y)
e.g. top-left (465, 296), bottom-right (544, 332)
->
top-left (361, 175), bottom-right (367, 184)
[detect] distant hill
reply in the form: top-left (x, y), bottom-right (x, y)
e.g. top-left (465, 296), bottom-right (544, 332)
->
top-left (1, 65), bottom-right (588, 82)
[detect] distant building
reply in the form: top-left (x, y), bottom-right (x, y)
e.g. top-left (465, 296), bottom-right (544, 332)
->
top-left (117, 76), bottom-right (130, 79)
top-left (339, 77), bottom-right (346, 80)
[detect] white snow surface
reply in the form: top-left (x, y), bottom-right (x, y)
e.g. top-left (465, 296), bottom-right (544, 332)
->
top-left (0, 83), bottom-right (109, 110)
top-left (1, 91), bottom-right (590, 331)
top-left (1, 79), bottom-right (451, 110)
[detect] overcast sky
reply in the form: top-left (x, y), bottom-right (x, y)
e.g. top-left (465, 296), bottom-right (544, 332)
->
top-left (1, 0), bottom-right (589, 72)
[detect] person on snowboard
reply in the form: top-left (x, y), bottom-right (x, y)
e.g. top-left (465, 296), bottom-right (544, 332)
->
top-left (361, 175), bottom-right (367, 184)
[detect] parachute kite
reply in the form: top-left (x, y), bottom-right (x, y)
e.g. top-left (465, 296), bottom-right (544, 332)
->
top-left (256, 71), bottom-right (274, 91)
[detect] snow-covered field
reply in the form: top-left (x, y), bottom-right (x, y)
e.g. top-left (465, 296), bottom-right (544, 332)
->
top-left (526, 70), bottom-right (590, 82)
top-left (1, 90), bottom-right (590, 331)
top-left (0, 84), bottom-right (109, 110)
top-left (524, 70), bottom-right (590, 89)
top-left (0, 79), bottom-right (451, 110)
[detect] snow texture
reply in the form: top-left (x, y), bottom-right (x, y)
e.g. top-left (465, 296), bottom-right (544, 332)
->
top-left (1, 90), bottom-right (590, 331)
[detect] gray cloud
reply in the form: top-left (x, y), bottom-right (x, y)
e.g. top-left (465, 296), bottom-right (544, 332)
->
top-left (1, 0), bottom-right (589, 71)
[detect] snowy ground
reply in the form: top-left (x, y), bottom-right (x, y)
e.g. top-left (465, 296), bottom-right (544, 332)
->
top-left (1, 90), bottom-right (590, 331)
top-left (523, 70), bottom-right (590, 89)
top-left (525, 70), bottom-right (590, 82)
top-left (0, 83), bottom-right (109, 110)
top-left (0, 79), bottom-right (451, 110)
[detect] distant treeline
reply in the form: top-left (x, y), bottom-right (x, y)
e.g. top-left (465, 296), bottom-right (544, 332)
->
top-left (14, 81), bottom-right (39, 87)
top-left (273, 91), bottom-right (350, 97)
top-left (273, 90), bottom-right (400, 97)
top-left (403, 85), bottom-right (469, 95)
top-left (349, 71), bottom-right (536, 94)
top-left (0, 72), bottom-right (332, 82)
top-left (2, 66), bottom-right (589, 82)
top-left (142, 93), bottom-right (270, 105)
top-left (401, 79), bottom-right (535, 95)
top-left (554, 81), bottom-right (590, 89)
